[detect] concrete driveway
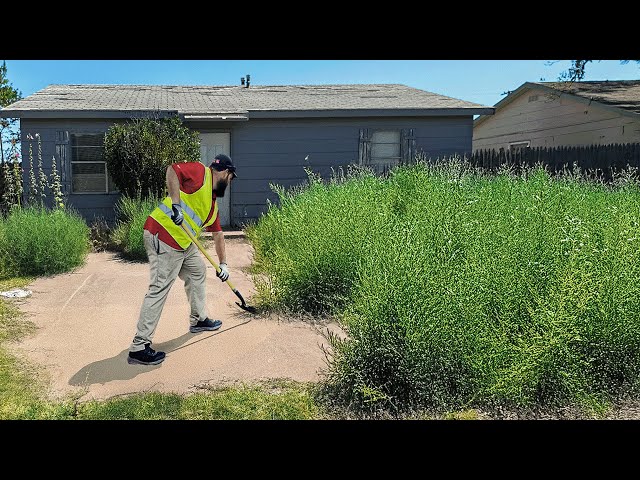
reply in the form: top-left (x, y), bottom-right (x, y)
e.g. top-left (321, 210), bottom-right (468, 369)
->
top-left (10, 235), bottom-right (341, 402)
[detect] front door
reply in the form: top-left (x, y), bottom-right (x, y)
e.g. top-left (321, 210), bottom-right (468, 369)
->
top-left (199, 133), bottom-right (231, 227)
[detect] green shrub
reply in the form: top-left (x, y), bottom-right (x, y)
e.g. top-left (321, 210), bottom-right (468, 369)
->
top-left (0, 206), bottom-right (90, 277)
top-left (88, 217), bottom-right (115, 252)
top-left (111, 196), bottom-right (159, 261)
top-left (104, 115), bottom-right (200, 198)
top-left (249, 159), bottom-right (640, 415)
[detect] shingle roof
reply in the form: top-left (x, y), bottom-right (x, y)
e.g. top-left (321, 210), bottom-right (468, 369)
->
top-left (534, 80), bottom-right (640, 115)
top-left (0, 83), bottom-right (490, 117)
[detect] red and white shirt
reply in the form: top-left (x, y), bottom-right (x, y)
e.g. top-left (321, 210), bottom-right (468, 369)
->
top-left (143, 162), bottom-right (222, 250)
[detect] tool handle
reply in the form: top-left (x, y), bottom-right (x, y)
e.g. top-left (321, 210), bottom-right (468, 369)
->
top-left (179, 223), bottom-right (237, 291)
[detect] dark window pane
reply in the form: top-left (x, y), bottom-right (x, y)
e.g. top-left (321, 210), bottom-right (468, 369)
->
top-left (73, 175), bottom-right (106, 193)
top-left (73, 163), bottom-right (105, 175)
top-left (71, 133), bottom-right (105, 148)
top-left (72, 146), bottom-right (105, 162)
top-left (72, 163), bottom-right (106, 193)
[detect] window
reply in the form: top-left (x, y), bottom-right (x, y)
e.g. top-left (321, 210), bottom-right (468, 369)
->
top-left (71, 133), bottom-right (117, 193)
top-left (369, 130), bottom-right (401, 172)
top-left (509, 141), bottom-right (530, 154)
top-left (358, 128), bottom-right (415, 174)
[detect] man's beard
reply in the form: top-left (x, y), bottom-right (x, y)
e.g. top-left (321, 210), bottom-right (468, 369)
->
top-left (213, 178), bottom-right (228, 197)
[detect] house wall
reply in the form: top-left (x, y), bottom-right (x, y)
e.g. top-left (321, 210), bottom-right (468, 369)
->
top-left (473, 89), bottom-right (640, 151)
top-left (20, 118), bottom-right (123, 224)
top-left (189, 116), bottom-right (473, 227)
top-left (21, 115), bottom-right (473, 227)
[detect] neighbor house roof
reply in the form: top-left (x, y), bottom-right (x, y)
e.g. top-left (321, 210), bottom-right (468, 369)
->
top-left (0, 83), bottom-right (494, 120)
top-left (474, 80), bottom-right (640, 128)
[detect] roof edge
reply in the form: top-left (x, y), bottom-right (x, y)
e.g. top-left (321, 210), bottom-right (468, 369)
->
top-left (0, 109), bottom-right (181, 119)
top-left (247, 107), bottom-right (495, 119)
top-left (2, 107), bottom-right (495, 120)
top-left (474, 81), bottom-right (640, 128)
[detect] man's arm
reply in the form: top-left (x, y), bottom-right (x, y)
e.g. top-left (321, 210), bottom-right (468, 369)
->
top-left (212, 230), bottom-right (229, 281)
top-left (212, 231), bottom-right (226, 264)
top-left (167, 166), bottom-right (184, 225)
top-left (166, 165), bottom-right (181, 204)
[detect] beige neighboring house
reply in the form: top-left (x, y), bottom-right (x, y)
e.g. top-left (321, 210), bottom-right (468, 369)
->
top-left (473, 80), bottom-right (640, 152)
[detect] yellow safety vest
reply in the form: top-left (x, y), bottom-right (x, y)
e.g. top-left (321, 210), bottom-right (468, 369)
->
top-left (149, 165), bottom-right (218, 249)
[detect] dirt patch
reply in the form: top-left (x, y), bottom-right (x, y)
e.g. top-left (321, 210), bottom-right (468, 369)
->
top-left (10, 237), bottom-right (342, 402)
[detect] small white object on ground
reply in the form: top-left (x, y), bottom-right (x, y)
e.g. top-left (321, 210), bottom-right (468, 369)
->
top-left (0, 289), bottom-right (32, 298)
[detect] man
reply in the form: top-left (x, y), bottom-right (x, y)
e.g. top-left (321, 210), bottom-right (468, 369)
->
top-left (127, 153), bottom-right (237, 366)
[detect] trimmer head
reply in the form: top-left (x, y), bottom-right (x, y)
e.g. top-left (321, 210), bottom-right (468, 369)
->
top-left (232, 288), bottom-right (258, 314)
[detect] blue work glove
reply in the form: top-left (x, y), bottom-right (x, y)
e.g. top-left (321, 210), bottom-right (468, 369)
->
top-left (216, 262), bottom-right (229, 282)
top-left (171, 203), bottom-right (184, 225)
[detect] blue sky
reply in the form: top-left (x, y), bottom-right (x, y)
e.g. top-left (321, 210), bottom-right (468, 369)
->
top-left (4, 60), bottom-right (640, 108)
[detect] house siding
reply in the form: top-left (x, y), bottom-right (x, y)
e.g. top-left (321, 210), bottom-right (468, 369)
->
top-left (20, 115), bottom-right (473, 227)
top-left (20, 118), bottom-right (122, 223)
top-left (473, 89), bottom-right (640, 151)
top-left (212, 116), bottom-right (472, 227)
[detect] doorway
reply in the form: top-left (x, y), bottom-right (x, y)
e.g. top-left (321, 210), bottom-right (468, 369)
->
top-left (199, 133), bottom-right (231, 227)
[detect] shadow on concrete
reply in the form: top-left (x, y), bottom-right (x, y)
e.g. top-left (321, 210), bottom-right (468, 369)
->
top-left (162, 319), bottom-right (252, 354)
top-left (68, 320), bottom-right (253, 387)
top-left (68, 348), bottom-right (163, 387)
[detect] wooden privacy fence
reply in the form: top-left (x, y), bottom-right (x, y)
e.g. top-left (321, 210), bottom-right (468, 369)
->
top-left (467, 143), bottom-right (640, 181)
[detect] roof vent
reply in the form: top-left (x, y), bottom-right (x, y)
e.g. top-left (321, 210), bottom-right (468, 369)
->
top-left (241, 77), bottom-right (245, 86)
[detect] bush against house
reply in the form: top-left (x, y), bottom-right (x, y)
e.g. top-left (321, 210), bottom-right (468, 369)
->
top-left (110, 196), bottom-right (159, 261)
top-left (104, 116), bottom-right (200, 199)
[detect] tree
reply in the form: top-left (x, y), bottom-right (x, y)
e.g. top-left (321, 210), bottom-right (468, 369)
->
top-left (556, 60), bottom-right (640, 83)
top-left (104, 115), bottom-right (201, 198)
top-left (0, 60), bottom-right (22, 164)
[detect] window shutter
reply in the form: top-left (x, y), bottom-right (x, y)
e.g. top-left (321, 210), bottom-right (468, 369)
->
top-left (401, 128), bottom-right (416, 165)
top-left (358, 128), bottom-right (371, 165)
top-left (55, 131), bottom-right (70, 194)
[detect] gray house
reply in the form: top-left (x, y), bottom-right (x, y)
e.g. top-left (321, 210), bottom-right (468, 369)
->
top-left (0, 82), bottom-right (493, 227)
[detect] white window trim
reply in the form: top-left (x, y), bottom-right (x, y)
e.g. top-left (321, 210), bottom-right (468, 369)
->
top-left (509, 141), bottom-right (531, 153)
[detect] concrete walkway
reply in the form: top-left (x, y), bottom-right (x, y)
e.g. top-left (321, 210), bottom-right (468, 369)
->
top-left (10, 235), bottom-right (341, 402)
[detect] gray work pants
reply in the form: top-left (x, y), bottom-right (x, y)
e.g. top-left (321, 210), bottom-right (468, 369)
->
top-left (129, 230), bottom-right (209, 352)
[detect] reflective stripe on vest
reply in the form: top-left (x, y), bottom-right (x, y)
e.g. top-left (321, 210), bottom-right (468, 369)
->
top-left (148, 164), bottom-right (219, 249)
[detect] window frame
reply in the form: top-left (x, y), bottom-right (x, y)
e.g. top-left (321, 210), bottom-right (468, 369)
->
top-left (70, 132), bottom-right (118, 195)
top-left (367, 129), bottom-right (402, 168)
top-left (509, 141), bottom-right (531, 154)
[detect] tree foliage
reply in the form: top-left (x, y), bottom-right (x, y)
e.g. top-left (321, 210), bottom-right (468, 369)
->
top-left (558, 60), bottom-right (640, 83)
top-left (0, 60), bottom-right (22, 163)
top-left (104, 115), bottom-right (201, 198)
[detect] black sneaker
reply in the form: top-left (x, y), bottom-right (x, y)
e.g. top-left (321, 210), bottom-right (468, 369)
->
top-left (189, 318), bottom-right (223, 333)
top-left (127, 343), bottom-right (166, 365)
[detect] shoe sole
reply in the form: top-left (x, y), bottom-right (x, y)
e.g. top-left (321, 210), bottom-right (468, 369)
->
top-left (189, 324), bottom-right (222, 333)
top-left (127, 356), bottom-right (166, 365)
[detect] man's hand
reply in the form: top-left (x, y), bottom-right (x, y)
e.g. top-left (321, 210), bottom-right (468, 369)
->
top-left (216, 262), bottom-right (229, 282)
top-left (171, 203), bottom-right (184, 225)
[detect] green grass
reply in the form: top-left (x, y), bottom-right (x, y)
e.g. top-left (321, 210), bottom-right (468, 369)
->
top-left (75, 381), bottom-right (319, 420)
top-left (0, 206), bottom-right (90, 278)
top-left (111, 196), bottom-right (160, 261)
top-left (247, 159), bottom-right (640, 415)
